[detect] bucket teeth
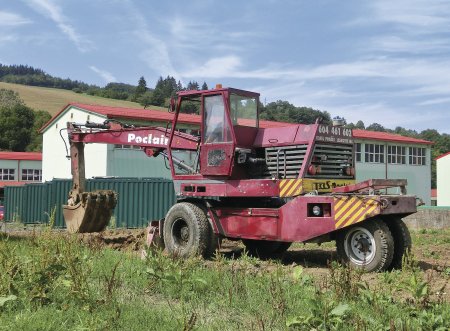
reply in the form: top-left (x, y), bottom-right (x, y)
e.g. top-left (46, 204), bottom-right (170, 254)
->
top-left (63, 190), bottom-right (117, 233)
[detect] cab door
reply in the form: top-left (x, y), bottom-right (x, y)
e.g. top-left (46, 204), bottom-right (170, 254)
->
top-left (200, 94), bottom-right (235, 176)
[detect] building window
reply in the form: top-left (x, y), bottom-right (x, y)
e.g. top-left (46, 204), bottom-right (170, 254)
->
top-left (387, 146), bottom-right (406, 164)
top-left (21, 169), bottom-right (42, 181)
top-left (0, 168), bottom-right (15, 180)
top-left (365, 144), bottom-right (385, 163)
top-left (355, 143), bottom-right (362, 162)
top-left (114, 144), bottom-right (142, 150)
top-left (409, 147), bottom-right (426, 165)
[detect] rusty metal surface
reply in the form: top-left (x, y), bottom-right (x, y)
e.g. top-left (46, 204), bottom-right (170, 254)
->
top-left (63, 190), bottom-right (117, 233)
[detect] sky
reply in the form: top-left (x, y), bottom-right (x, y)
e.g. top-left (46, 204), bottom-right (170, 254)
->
top-left (0, 0), bottom-right (449, 134)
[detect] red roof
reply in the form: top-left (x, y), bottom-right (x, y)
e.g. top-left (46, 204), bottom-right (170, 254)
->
top-left (353, 129), bottom-right (432, 145)
top-left (436, 151), bottom-right (450, 160)
top-left (40, 103), bottom-right (432, 145)
top-left (0, 181), bottom-right (28, 188)
top-left (40, 103), bottom-right (292, 132)
top-left (0, 152), bottom-right (42, 161)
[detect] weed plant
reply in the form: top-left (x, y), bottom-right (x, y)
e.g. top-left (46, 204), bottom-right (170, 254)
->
top-left (0, 230), bottom-right (449, 330)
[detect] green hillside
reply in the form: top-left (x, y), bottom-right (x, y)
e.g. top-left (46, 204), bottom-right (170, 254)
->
top-left (0, 82), bottom-right (166, 116)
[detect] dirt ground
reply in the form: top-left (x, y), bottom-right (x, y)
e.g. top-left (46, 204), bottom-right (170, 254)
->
top-left (2, 225), bottom-right (449, 302)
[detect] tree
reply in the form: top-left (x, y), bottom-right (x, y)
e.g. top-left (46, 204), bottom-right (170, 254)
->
top-left (201, 82), bottom-right (208, 90)
top-left (132, 76), bottom-right (148, 101)
top-left (150, 88), bottom-right (165, 107)
top-left (0, 103), bottom-right (35, 151)
top-left (260, 100), bottom-right (331, 124)
top-left (0, 88), bottom-right (24, 108)
top-left (355, 120), bottom-right (365, 129)
top-left (187, 81), bottom-right (199, 90)
top-left (27, 110), bottom-right (52, 151)
top-left (139, 91), bottom-right (153, 108)
top-left (177, 80), bottom-right (183, 92)
top-left (366, 123), bottom-right (386, 132)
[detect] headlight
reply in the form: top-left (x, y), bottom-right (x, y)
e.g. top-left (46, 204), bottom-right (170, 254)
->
top-left (312, 205), bottom-right (322, 216)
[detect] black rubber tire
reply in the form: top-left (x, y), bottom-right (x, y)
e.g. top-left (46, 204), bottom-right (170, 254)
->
top-left (242, 240), bottom-right (291, 258)
top-left (163, 202), bottom-right (210, 258)
top-left (336, 219), bottom-right (394, 272)
top-left (384, 218), bottom-right (412, 270)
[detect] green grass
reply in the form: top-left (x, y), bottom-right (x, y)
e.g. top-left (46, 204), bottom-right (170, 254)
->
top-left (0, 229), bottom-right (449, 330)
top-left (0, 82), bottom-right (166, 116)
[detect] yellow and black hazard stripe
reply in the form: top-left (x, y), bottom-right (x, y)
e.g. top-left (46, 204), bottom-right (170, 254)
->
top-left (279, 179), bottom-right (304, 197)
top-left (334, 196), bottom-right (380, 229)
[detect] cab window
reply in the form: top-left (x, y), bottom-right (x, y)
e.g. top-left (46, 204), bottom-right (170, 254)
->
top-left (229, 94), bottom-right (258, 127)
top-left (204, 95), bottom-right (232, 143)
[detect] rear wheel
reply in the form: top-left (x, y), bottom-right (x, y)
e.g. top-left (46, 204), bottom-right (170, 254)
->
top-left (163, 202), bottom-right (212, 258)
top-left (336, 219), bottom-right (394, 272)
top-left (384, 218), bottom-right (411, 270)
top-left (243, 239), bottom-right (291, 258)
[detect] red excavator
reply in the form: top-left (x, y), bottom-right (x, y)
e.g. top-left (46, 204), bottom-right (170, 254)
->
top-left (63, 85), bottom-right (418, 271)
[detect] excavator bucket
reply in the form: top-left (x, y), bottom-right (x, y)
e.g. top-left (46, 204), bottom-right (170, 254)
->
top-left (63, 190), bottom-right (117, 233)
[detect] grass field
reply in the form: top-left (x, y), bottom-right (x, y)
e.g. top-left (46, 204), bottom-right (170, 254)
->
top-left (0, 226), bottom-right (449, 330)
top-left (0, 82), bottom-right (166, 116)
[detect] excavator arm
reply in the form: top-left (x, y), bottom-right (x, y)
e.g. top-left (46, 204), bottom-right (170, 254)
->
top-left (63, 121), bottom-right (199, 233)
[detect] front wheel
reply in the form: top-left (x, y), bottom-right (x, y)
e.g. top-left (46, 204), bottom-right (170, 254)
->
top-left (336, 219), bottom-right (394, 272)
top-left (163, 202), bottom-right (212, 258)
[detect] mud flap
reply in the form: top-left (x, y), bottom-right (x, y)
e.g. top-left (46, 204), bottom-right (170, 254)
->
top-left (63, 190), bottom-right (117, 233)
top-left (141, 220), bottom-right (165, 259)
top-left (145, 222), bottom-right (165, 249)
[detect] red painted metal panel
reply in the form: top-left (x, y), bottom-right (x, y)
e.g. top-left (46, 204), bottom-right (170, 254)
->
top-left (254, 125), bottom-right (300, 147)
top-left (179, 179), bottom-right (280, 197)
top-left (278, 196), bottom-right (336, 242)
top-left (233, 125), bottom-right (258, 147)
top-left (200, 144), bottom-right (235, 176)
top-left (215, 208), bottom-right (279, 239)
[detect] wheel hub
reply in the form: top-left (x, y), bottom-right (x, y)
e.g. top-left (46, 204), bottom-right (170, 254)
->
top-left (180, 226), bottom-right (189, 242)
top-left (172, 218), bottom-right (190, 247)
top-left (344, 227), bottom-right (376, 265)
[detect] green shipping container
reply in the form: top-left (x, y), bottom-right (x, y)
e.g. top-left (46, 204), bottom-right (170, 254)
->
top-left (4, 178), bottom-right (176, 228)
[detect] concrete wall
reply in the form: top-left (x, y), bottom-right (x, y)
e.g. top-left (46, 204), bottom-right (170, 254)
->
top-left (355, 140), bottom-right (431, 205)
top-left (42, 106), bottom-right (107, 181)
top-left (437, 154), bottom-right (450, 206)
top-left (404, 207), bottom-right (450, 229)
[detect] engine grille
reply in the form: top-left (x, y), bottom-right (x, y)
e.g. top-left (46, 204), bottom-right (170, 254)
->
top-left (265, 145), bottom-right (308, 179)
top-left (308, 143), bottom-right (353, 179)
top-left (265, 143), bottom-right (354, 179)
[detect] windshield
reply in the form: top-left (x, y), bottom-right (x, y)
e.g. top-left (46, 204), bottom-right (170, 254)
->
top-left (229, 94), bottom-right (258, 127)
top-left (204, 95), bottom-right (232, 143)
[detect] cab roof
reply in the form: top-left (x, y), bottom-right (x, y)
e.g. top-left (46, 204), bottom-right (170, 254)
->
top-left (177, 87), bottom-right (260, 98)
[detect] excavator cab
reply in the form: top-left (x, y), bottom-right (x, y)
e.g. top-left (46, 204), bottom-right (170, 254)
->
top-left (169, 87), bottom-right (260, 178)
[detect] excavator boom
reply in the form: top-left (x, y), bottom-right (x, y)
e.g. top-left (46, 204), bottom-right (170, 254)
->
top-left (63, 121), bottom-right (198, 233)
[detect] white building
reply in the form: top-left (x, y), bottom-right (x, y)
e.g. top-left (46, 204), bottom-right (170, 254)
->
top-left (40, 103), bottom-right (432, 204)
top-left (353, 130), bottom-right (432, 205)
top-left (0, 152), bottom-right (42, 202)
top-left (436, 152), bottom-right (450, 206)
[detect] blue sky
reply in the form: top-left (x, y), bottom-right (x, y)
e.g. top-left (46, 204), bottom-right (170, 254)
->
top-left (0, 0), bottom-right (449, 133)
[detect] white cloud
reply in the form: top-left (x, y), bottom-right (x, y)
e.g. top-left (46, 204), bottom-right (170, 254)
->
top-left (0, 11), bottom-right (32, 26)
top-left (89, 66), bottom-right (116, 83)
top-left (371, 0), bottom-right (450, 31)
top-left (123, 3), bottom-right (179, 79)
top-left (181, 56), bottom-right (242, 78)
top-left (0, 35), bottom-right (18, 44)
top-left (26, 0), bottom-right (93, 52)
